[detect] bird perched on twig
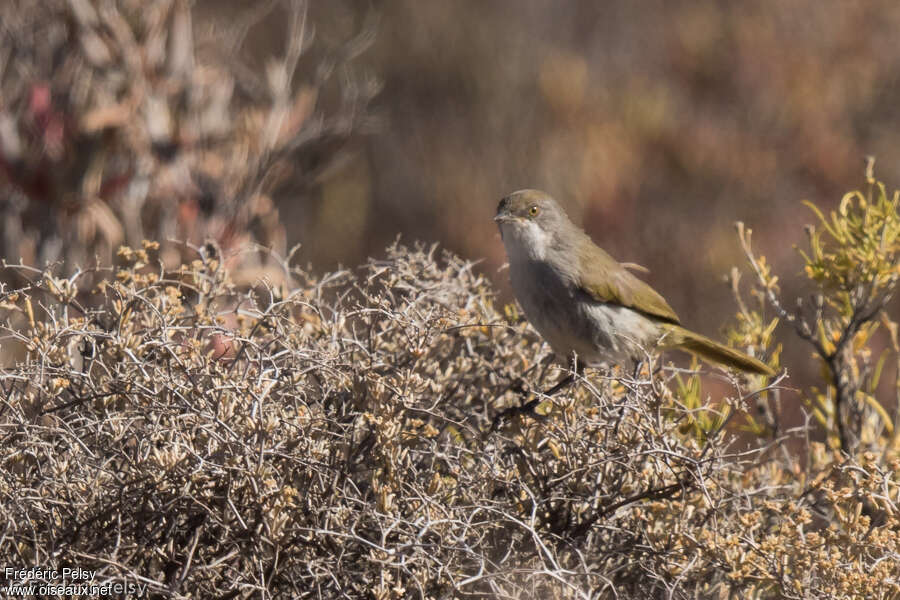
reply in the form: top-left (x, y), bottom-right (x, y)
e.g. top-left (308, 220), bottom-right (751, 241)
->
top-left (494, 189), bottom-right (774, 385)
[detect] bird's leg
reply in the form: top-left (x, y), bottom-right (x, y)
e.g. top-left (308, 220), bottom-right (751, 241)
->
top-left (509, 354), bottom-right (556, 399)
top-left (629, 348), bottom-right (657, 380)
top-left (631, 359), bottom-right (644, 380)
top-left (490, 396), bottom-right (545, 432)
top-left (509, 378), bottom-right (530, 397)
top-left (542, 358), bottom-right (581, 396)
top-left (490, 358), bottom-right (580, 433)
top-left (542, 374), bottom-right (574, 396)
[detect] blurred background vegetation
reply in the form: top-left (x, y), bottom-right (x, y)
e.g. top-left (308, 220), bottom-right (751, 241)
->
top-left (342, 0), bottom-right (900, 326)
top-left (2, 0), bottom-right (900, 391)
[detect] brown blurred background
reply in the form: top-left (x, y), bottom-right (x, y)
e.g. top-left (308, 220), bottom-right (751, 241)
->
top-left (3, 0), bottom-right (900, 372)
top-left (307, 0), bottom-right (900, 334)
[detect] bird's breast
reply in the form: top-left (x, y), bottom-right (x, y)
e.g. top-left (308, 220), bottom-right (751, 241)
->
top-left (508, 258), bottom-right (661, 365)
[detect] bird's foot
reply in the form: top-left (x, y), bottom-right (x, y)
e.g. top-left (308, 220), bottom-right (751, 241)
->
top-left (510, 378), bottom-right (530, 397)
top-left (543, 373), bottom-right (575, 396)
top-left (489, 397), bottom-right (547, 433)
top-left (489, 371), bottom-right (575, 433)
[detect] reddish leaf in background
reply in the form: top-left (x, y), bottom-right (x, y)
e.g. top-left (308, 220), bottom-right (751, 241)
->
top-left (28, 83), bottom-right (66, 161)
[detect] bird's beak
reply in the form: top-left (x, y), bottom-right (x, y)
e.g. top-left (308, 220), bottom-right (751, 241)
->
top-left (493, 213), bottom-right (515, 224)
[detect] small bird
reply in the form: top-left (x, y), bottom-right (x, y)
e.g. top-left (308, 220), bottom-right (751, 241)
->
top-left (494, 189), bottom-right (774, 379)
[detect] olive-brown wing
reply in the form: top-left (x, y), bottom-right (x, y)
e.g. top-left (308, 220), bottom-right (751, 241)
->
top-left (577, 247), bottom-right (680, 324)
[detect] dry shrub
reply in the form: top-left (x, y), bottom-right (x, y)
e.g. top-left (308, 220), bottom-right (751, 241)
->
top-left (0, 0), bottom-right (374, 277)
top-left (0, 237), bottom-right (897, 599)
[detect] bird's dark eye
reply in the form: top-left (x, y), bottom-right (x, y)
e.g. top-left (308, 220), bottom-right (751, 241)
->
top-left (528, 205), bottom-right (540, 217)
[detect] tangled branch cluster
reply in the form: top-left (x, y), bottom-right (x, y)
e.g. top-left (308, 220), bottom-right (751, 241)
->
top-left (1, 242), bottom-right (896, 598)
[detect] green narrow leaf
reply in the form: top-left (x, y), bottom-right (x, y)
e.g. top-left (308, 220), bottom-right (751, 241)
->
top-left (803, 200), bottom-right (834, 237)
top-left (869, 351), bottom-right (888, 392)
top-left (858, 392), bottom-right (893, 434)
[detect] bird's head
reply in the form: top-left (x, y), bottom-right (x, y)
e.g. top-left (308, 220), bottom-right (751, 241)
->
top-left (494, 189), bottom-right (573, 261)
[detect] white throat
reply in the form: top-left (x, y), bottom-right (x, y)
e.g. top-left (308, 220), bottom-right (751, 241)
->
top-left (500, 220), bottom-right (553, 263)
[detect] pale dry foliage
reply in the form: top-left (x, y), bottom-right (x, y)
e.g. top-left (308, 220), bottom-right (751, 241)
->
top-left (0, 241), bottom-right (897, 599)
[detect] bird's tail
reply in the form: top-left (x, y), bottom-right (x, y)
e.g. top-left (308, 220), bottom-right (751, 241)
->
top-left (659, 324), bottom-right (774, 376)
